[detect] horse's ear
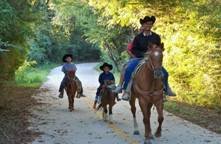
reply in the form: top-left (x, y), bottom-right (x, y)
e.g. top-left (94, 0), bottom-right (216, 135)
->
top-left (161, 42), bottom-right (165, 51)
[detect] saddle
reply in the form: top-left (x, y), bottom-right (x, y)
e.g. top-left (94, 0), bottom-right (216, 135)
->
top-left (126, 55), bottom-right (149, 95)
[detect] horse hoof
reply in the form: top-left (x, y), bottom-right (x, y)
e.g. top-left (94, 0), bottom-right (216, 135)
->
top-left (144, 139), bottom-right (154, 144)
top-left (155, 132), bottom-right (161, 138)
top-left (144, 139), bottom-right (152, 144)
top-left (133, 130), bottom-right (140, 135)
top-left (69, 108), bottom-right (74, 112)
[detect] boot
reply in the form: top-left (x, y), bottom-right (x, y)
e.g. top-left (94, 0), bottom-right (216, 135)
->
top-left (166, 85), bottom-right (176, 96)
top-left (116, 94), bottom-right (121, 101)
top-left (122, 92), bottom-right (130, 101)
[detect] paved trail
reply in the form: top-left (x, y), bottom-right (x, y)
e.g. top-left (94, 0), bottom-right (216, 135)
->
top-left (30, 63), bottom-right (221, 144)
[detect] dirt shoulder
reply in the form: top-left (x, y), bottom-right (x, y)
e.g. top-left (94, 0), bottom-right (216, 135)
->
top-left (0, 83), bottom-right (40, 144)
top-left (165, 99), bottom-right (221, 134)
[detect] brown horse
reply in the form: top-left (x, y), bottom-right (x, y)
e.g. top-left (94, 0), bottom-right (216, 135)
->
top-left (96, 80), bottom-right (117, 122)
top-left (130, 43), bottom-right (164, 144)
top-left (65, 70), bottom-right (77, 112)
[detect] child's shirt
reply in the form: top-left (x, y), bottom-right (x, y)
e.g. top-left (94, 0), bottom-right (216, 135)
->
top-left (98, 72), bottom-right (115, 85)
top-left (62, 63), bottom-right (77, 75)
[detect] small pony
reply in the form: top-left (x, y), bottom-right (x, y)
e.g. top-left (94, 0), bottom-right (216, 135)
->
top-left (65, 70), bottom-right (77, 112)
top-left (129, 43), bottom-right (164, 144)
top-left (96, 80), bottom-right (117, 122)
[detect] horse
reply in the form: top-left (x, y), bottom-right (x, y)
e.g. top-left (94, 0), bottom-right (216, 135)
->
top-left (96, 80), bottom-right (117, 122)
top-left (65, 70), bottom-right (77, 112)
top-left (129, 43), bottom-right (164, 144)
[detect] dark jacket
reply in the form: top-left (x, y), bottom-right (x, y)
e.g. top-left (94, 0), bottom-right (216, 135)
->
top-left (98, 72), bottom-right (115, 86)
top-left (131, 32), bottom-right (161, 58)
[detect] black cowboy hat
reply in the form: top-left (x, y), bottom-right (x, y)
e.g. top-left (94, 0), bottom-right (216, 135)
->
top-left (62, 54), bottom-right (73, 62)
top-left (99, 62), bottom-right (113, 71)
top-left (140, 16), bottom-right (156, 25)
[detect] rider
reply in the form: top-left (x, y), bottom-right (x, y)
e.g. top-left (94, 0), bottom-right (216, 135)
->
top-left (113, 16), bottom-right (176, 100)
top-left (58, 54), bottom-right (86, 98)
top-left (114, 26), bottom-right (144, 94)
top-left (93, 62), bottom-right (120, 109)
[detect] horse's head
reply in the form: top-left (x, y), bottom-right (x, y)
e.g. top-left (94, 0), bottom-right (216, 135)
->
top-left (146, 42), bottom-right (164, 79)
top-left (67, 70), bottom-right (76, 79)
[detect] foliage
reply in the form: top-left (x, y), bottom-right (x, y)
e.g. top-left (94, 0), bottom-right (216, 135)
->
top-left (0, 0), bottom-right (221, 109)
top-left (15, 61), bottom-right (55, 87)
top-left (88, 0), bottom-right (221, 108)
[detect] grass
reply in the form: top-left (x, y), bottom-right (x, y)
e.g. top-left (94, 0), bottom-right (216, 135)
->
top-left (15, 63), bottom-right (56, 87)
top-left (164, 98), bottom-right (221, 134)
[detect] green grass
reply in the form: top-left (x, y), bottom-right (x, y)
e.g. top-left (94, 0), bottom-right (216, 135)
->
top-left (164, 100), bottom-right (200, 117)
top-left (15, 63), bottom-right (56, 87)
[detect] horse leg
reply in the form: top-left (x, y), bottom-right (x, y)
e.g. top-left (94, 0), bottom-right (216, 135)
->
top-left (96, 103), bottom-right (102, 111)
top-left (71, 93), bottom-right (75, 111)
top-left (154, 101), bottom-right (164, 137)
top-left (67, 94), bottom-right (72, 111)
top-left (145, 103), bottom-right (154, 144)
top-left (130, 95), bottom-right (139, 135)
top-left (139, 99), bottom-right (153, 144)
top-left (69, 94), bottom-right (74, 112)
top-left (102, 105), bottom-right (108, 121)
top-left (108, 105), bottom-right (113, 123)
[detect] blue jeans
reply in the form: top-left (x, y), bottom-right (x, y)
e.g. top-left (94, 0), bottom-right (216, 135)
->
top-left (123, 58), bottom-right (142, 90)
top-left (95, 86), bottom-right (102, 101)
top-left (123, 58), bottom-right (169, 92)
top-left (59, 75), bottom-right (69, 92)
top-left (162, 67), bottom-right (169, 92)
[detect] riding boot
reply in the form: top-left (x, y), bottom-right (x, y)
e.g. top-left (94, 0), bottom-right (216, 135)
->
top-left (166, 85), bottom-right (176, 96)
top-left (122, 91), bottom-right (130, 101)
top-left (93, 100), bottom-right (97, 109)
top-left (115, 94), bottom-right (121, 101)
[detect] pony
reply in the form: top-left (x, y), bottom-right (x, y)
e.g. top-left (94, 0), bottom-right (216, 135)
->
top-left (129, 43), bottom-right (164, 144)
top-left (96, 80), bottom-right (117, 122)
top-left (65, 70), bottom-right (77, 112)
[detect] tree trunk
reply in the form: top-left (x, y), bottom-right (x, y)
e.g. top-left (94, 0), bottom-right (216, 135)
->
top-left (104, 42), bottom-right (120, 72)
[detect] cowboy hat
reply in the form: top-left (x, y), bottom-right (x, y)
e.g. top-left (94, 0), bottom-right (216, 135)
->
top-left (140, 16), bottom-right (156, 25)
top-left (99, 62), bottom-right (113, 71)
top-left (62, 54), bottom-right (73, 62)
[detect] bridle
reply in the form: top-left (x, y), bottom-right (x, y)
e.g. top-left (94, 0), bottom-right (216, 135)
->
top-left (146, 49), bottom-right (163, 79)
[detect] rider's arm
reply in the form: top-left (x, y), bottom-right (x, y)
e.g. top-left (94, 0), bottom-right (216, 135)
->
top-left (98, 73), bottom-right (104, 85)
top-left (110, 73), bottom-right (115, 84)
top-left (62, 65), bottom-right (67, 74)
top-left (71, 64), bottom-right (77, 72)
top-left (131, 35), bottom-right (143, 58)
